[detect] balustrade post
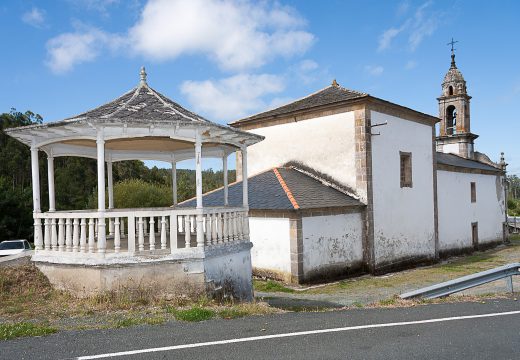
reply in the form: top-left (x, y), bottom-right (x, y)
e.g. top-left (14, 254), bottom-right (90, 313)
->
top-left (65, 218), bottom-right (72, 252)
top-left (44, 219), bottom-right (51, 251)
top-left (161, 216), bottom-right (167, 250)
top-left (97, 217), bottom-right (106, 254)
top-left (184, 216), bottom-right (191, 248)
top-left (80, 218), bottom-right (86, 253)
top-left (120, 218), bottom-right (125, 237)
top-left (138, 217), bottom-right (145, 251)
top-left (114, 217), bottom-right (121, 253)
top-left (58, 219), bottom-right (65, 251)
top-left (211, 213), bottom-right (218, 245)
top-left (72, 218), bottom-right (80, 252)
top-left (170, 215), bottom-right (178, 253)
top-left (149, 217), bottom-right (155, 250)
top-left (205, 215), bottom-right (211, 246)
top-left (51, 219), bottom-right (57, 251)
top-left (223, 212), bottom-right (229, 243)
top-left (127, 216), bottom-right (136, 254)
top-left (243, 213), bottom-right (250, 241)
top-left (217, 213), bottom-right (223, 244)
top-left (88, 219), bottom-right (95, 253)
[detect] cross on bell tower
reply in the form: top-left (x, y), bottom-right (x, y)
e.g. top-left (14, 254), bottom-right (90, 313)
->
top-left (436, 39), bottom-right (478, 159)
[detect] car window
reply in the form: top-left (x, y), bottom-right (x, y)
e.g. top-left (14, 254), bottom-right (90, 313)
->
top-left (0, 242), bottom-right (24, 250)
top-left (24, 241), bottom-right (31, 249)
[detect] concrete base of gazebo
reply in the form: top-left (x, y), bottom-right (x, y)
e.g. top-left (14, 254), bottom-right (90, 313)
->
top-left (34, 242), bottom-right (253, 300)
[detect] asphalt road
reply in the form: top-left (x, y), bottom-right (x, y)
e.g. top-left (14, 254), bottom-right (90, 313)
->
top-left (3, 299), bottom-right (520, 360)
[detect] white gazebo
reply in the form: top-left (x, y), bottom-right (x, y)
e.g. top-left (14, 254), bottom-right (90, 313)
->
top-left (5, 68), bottom-right (263, 299)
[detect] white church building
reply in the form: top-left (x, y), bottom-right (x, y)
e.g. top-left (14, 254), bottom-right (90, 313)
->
top-left (189, 52), bottom-right (508, 283)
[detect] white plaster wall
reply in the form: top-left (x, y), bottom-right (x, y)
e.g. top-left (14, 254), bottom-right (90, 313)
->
top-left (442, 143), bottom-right (459, 155)
top-left (437, 170), bottom-right (505, 251)
top-left (246, 111), bottom-right (357, 191)
top-left (370, 111), bottom-right (436, 266)
top-left (249, 217), bottom-right (291, 275)
top-left (302, 213), bottom-right (363, 276)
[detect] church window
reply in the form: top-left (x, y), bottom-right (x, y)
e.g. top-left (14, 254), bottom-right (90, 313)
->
top-left (448, 86), bottom-right (454, 95)
top-left (446, 105), bottom-right (457, 135)
top-left (400, 152), bottom-right (412, 188)
top-left (471, 182), bottom-right (476, 203)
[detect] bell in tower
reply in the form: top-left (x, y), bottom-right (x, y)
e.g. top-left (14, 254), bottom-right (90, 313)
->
top-left (436, 39), bottom-right (478, 159)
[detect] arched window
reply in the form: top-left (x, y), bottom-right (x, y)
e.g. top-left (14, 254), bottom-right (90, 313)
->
top-left (446, 105), bottom-right (457, 135)
top-left (448, 86), bottom-right (454, 95)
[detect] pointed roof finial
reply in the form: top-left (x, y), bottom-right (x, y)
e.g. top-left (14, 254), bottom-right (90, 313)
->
top-left (447, 38), bottom-right (458, 68)
top-left (140, 66), bottom-right (147, 85)
top-left (332, 79), bottom-right (339, 87)
top-left (499, 152), bottom-right (507, 170)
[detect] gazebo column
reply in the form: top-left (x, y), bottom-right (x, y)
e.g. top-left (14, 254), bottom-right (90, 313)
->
top-left (47, 155), bottom-right (55, 212)
top-left (96, 129), bottom-right (106, 253)
top-left (241, 145), bottom-right (249, 241)
top-left (171, 159), bottom-right (177, 206)
top-left (241, 146), bottom-right (248, 208)
top-left (195, 132), bottom-right (204, 247)
top-left (223, 154), bottom-right (228, 206)
top-left (107, 160), bottom-right (114, 236)
top-left (31, 142), bottom-right (43, 250)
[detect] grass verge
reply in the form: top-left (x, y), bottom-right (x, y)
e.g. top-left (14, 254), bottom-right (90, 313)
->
top-left (253, 279), bottom-right (295, 293)
top-left (0, 322), bottom-right (57, 341)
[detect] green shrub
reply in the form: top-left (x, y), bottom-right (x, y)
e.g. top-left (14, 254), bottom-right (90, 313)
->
top-left (0, 322), bottom-right (57, 340)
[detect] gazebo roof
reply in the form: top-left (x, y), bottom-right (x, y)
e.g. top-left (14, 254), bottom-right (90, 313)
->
top-left (6, 67), bottom-right (263, 162)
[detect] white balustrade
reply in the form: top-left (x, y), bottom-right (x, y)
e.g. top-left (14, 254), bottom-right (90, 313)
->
top-left (32, 207), bottom-right (248, 257)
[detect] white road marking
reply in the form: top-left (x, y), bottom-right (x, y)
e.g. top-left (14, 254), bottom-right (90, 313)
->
top-left (77, 310), bottom-right (520, 359)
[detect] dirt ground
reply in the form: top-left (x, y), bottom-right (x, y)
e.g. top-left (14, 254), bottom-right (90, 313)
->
top-left (255, 235), bottom-right (520, 309)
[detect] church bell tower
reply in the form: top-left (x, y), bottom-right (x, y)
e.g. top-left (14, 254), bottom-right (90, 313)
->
top-left (436, 40), bottom-right (478, 159)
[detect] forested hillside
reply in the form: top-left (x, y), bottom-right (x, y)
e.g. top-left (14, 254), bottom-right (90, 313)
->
top-left (0, 110), bottom-right (235, 242)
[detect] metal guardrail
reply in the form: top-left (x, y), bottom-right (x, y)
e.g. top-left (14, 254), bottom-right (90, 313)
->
top-left (400, 263), bottom-right (520, 299)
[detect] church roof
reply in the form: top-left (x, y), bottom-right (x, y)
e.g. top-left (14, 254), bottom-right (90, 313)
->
top-left (180, 166), bottom-right (363, 210)
top-left (442, 54), bottom-right (466, 86)
top-left (436, 152), bottom-right (502, 173)
top-left (231, 83), bottom-right (368, 125)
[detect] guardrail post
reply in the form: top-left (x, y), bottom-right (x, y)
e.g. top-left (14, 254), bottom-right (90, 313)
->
top-left (505, 276), bottom-right (514, 293)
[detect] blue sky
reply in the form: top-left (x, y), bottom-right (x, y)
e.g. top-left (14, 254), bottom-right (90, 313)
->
top-left (1, 0), bottom-right (519, 174)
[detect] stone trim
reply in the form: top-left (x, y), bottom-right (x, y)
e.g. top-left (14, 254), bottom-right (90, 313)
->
top-left (231, 97), bottom-right (439, 131)
top-left (289, 216), bottom-right (304, 283)
top-left (432, 127), bottom-right (440, 259)
top-left (437, 163), bottom-right (503, 175)
top-left (249, 206), bottom-right (364, 219)
top-left (355, 108), bottom-right (375, 273)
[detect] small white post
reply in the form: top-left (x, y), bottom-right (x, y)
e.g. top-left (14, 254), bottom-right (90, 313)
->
top-left (107, 160), bottom-right (114, 236)
top-left (170, 214), bottom-right (178, 252)
top-left (96, 128), bottom-right (106, 254)
top-left (51, 219), bottom-right (57, 251)
top-left (72, 218), bottom-right (79, 252)
top-left (223, 155), bottom-right (228, 206)
top-left (88, 219), bottom-right (95, 253)
top-left (30, 143), bottom-right (42, 250)
top-left (58, 218), bottom-right (65, 251)
top-left (184, 216), bottom-right (191, 248)
top-left (161, 216), bottom-right (167, 250)
top-left (172, 159), bottom-right (177, 206)
top-left (127, 216), bottom-right (135, 254)
top-left (80, 218), bottom-right (86, 253)
top-left (43, 219), bottom-right (50, 250)
top-left (149, 217), bottom-right (155, 250)
top-left (195, 132), bottom-right (204, 247)
top-left (114, 217), bottom-right (121, 253)
top-left (47, 155), bottom-right (55, 212)
top-left (138, 217), bottom-right (145, 251)
top-left (65, 218), bottom-right (72, 252)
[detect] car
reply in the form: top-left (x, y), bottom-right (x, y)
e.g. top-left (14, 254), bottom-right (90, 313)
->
top-left (0, 240), bottom-right (32, 257)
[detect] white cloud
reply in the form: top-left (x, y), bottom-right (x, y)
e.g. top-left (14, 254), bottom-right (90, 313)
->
top-left (405, 60), bottom-right (417, 69)
top-left (377, 1), bottom-right (439, 52)
top-left (46, 25), bottom-right (123, 73)
top-left (298, 59), bottom-right (318, 72)
top-left (68, 0), bottom-right (120, 16)
top-left (128, 0), bottom-right (314, 71)
top-left (22, 7), bottom-right (46, 28)
top-left (364, 65), bottom-right (384, 77)
top-left (46, 0), bottom-right (314, 73)
top-left (180, 74), bottom-right (285, 121)
top-left (378, 26), bottom-right (405, 52)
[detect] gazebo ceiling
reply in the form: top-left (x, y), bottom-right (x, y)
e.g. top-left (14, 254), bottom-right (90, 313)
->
top-left (5, 67), bottom-right (264, 160)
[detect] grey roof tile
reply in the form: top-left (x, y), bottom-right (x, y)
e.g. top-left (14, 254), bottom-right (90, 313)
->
top-left (180, 167), bottom-right (363, 210)
top-left (436, 152), bottom-right (501, 172)
top-left (232, 85), bottom-right (367, 124)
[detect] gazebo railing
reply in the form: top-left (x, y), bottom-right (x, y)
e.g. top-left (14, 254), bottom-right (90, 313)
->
top-left (33, 207), bottom-right (249, 256)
